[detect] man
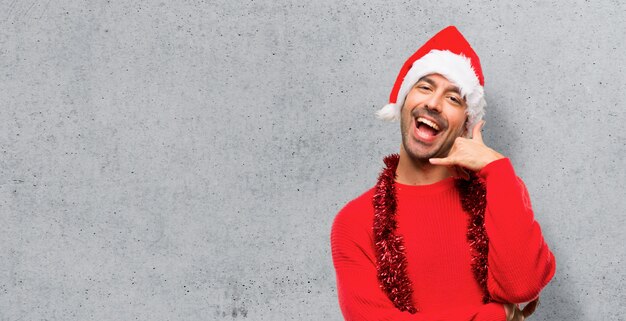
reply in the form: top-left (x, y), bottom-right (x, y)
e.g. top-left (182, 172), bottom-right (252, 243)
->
top-left (330, 26), bottom-right (556, 321)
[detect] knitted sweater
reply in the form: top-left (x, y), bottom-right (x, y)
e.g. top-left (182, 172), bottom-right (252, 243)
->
top-left (330, 158), bottom-right (556, 321)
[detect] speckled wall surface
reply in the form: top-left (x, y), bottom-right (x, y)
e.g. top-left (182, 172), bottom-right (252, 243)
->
top-left (0, 1), bottom-right (624, 320)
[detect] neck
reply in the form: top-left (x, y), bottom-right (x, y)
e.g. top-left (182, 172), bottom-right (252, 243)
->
top-left (395, 144), bottom-right (452, 185)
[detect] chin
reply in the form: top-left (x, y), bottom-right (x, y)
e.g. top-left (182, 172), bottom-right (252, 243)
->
top-left (402, 141), bottom-right (439, 162)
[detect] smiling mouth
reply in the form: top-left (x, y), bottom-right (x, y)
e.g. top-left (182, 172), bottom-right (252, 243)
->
top-left (415, 116), bottom-right (441, 139)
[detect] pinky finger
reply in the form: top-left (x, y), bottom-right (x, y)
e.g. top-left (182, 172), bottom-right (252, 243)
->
top-left (429, 157), bottom-right (453, 166)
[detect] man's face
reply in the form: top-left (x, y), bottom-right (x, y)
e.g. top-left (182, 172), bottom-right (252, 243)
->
top-left (400, 73), bottom-right (469, 162)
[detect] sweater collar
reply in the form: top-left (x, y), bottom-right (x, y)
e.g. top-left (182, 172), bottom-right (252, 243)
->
top-left (394, 176), bottom-right (457, 195)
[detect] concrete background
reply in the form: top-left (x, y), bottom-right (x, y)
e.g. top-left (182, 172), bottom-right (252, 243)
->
top-left (1, 0), bottom-right (624, 320)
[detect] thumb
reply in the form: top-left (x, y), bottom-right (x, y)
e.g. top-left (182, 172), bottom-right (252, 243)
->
top-left (472, 120), bottom-right (485, 143)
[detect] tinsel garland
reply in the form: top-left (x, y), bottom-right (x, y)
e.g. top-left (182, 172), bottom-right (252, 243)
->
top-left (372, 153), bottom-right (491, 314)
top-left (455, 168), bottom-right (492, 305)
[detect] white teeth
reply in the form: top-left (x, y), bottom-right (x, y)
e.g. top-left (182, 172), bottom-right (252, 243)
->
top-left (417, 117), bottom-right (440, 131)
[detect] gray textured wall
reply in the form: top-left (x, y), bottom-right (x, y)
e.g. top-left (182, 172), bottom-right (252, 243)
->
top-left (1, 0), bottom-right (624, 320)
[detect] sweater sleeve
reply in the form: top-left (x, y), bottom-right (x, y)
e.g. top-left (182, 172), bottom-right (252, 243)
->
top-left (330, 205), bottom-right (506, 321)
top-left (477, 158), bottom-right (557, 303)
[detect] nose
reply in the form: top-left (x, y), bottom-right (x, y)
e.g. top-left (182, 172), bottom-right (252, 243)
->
top-left (424, 92), bottom-right (443, 113)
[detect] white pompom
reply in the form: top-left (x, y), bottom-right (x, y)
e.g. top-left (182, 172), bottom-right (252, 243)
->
top-left (376, 103), bottom-right (400, 121)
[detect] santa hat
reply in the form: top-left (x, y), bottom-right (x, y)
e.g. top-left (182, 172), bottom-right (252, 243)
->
top-left (376, 26), bottom-right (486, 135)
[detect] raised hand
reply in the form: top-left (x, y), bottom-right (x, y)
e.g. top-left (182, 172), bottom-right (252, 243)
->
top-left (429, 120), bottom-right (505, 176)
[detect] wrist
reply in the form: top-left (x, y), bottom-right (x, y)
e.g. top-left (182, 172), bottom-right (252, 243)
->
top-left (481, 150), bottom-right (505, 170)
top-left (476, 156), bottom-right (514, 180)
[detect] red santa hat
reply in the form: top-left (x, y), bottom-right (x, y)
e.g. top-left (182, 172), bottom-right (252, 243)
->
top-left (376, 26), bottom-right (486, 135)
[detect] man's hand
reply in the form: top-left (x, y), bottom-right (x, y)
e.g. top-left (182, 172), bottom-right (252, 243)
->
top-left (503, 303), bottom-right (524, 321)
top-left (503, 298), bottom-right (540, 321)
top-left (429, 120), bottom-right (504, 178)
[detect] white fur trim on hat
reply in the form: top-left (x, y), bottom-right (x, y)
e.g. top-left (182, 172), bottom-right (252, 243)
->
top-left (377, 49), bottom-right (486, 136)
top-left (375, 103), bottom-right (399, 121)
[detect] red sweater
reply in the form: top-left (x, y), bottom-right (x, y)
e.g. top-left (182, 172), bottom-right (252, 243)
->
top-left (330, 158), bottom-right (556, 321)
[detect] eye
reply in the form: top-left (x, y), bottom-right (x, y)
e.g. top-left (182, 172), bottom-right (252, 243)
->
top-left (449, 96), bottom-right (462, 105)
